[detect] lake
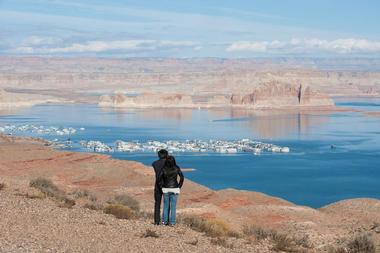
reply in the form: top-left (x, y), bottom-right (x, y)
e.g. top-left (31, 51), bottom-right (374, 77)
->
top-left (1, 98), bottom-right (379, 208)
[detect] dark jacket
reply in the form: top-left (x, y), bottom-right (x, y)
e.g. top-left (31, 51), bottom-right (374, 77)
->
top-left (152, 159), bottom-right (166, 188)
top-left (157, 166), bottom-right (184, 189)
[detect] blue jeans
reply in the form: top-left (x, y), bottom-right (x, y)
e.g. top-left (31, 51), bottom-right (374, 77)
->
top-left (162, 192), bottom-right (178, 225)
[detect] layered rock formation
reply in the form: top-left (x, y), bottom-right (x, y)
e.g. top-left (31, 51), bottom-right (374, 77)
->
top-left (230, 81), bottom-right (335, 108)
top-left (99, 92), bottom-right (194, 108)
top-left (0, 89), bottom-right (62, 108)
top-left (99, 81), bottom-right (335, 109)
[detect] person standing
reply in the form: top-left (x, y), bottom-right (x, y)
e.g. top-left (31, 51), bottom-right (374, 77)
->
top-left (151, 149), bottom-right (168, 225)
top-left (157, 156), bottom-right (184, 226)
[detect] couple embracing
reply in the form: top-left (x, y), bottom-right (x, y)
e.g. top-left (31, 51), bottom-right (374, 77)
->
top-left (152, 149), bottom-right (184, 226)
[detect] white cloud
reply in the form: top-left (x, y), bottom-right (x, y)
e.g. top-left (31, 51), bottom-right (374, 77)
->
top-left (226, 38), bottom-right (380, 54)
top-left (23, 36), bottom-right (62, 46)
top-left (14, 40), bottom-right (199, 54)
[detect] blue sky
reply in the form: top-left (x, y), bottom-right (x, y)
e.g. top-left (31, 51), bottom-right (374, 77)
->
top-left (0, 0), bottom-right (379, 57)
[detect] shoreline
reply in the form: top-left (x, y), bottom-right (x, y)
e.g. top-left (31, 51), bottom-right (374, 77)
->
top-left (1, 133), bottom-right (379, 210)
top-left (1, 134), bottom-right (380, 248)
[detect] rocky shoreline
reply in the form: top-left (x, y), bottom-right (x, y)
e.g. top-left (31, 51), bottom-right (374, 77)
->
top-left (0, 134), bottom-right (379, 252)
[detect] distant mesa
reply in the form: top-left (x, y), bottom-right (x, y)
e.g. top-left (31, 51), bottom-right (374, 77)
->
top-left (99, 81), bottom-right (335, 109)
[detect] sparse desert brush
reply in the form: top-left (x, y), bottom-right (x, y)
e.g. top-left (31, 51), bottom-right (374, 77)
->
top-left (72, 189), bottom-right (97, 201)
top-left (141, 229), bottom-right (160, 238)
top-left (242, 225), bottom-right (270, 240)
top-left (211, 237), bottom-right (234, 249)
top-left (83, 202), bottom-right (103, 210)
top-left (346, 234), bottom-right (376, 253)
top-left (180, 215), bottom-right (231, 237)
top-left (139, 211), bottom-right (154, 220)
top-left (0, 182), bottom-right (5, 190)
top-left (29, 178), bottom-right (75, 208)
top-left (108, 194), bottom-right (140, 212)
top-left (271, 231), bottom-right (295, 252)
top-left (15, 192), bottom-right (46, 199)
top-left (328, 246), bottom-right (347, 253)
top-left (30, 178), bottom-right (61, 197)
top-left (104, 204), bottom-right (136, 219)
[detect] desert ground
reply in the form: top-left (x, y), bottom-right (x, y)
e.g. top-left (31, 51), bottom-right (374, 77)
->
top-left (0, 134), bottom-right (379, 252)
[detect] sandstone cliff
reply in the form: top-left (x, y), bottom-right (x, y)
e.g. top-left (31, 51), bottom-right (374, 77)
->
top-left (0, 89), bottom-right (62, 108)
top-left (99, 82), bottom-right (334, 109)
top-left (99, 92), bottom-right (195, 108)
top-left (230, 81), bottom-right (335, 108)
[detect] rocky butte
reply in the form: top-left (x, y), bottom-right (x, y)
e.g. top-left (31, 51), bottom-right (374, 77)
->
top-left (99, 81), bottom-right (335, 109)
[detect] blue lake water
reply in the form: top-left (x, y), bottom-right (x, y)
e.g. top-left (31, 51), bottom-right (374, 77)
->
top-left (1, 98), bottom-right (380, 208)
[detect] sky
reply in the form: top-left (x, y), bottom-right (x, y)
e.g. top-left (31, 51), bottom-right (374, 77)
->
top-left (0, 0), bottom-right (380, 57)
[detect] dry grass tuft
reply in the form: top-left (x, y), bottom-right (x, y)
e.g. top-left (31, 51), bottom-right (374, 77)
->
top-left (104, 204), bottom-right (136, 219)
top-left (347, 234), bottom-right (376, 253)
top-left (141, 229), bottom-right (160, 238)
top-left (72, 189), bottom-right (97, 202)
top-left (211, 237), bottom-right (234, 249)
top-left (29, 178), bottom-right (75, 208)
top-left (83, 202), bottom-right (103, 210)
top-left (180, 215), bottom-right (231, 237)
top-left (108, 194), bottom-right (140, 212)
top-left (242, 225), bottom-right (270, 240)
top-left (15, 192), bottom-right (46, 199)
top-left (242, 225), bottom-right (308, 252)
top-left (328, 246), bottom-right (347, 253)
top-left (185, 238), bottom-right (199, 246)
top-left (271, 232), bottom-right (295, 252)
top-left (328, 234), bottom-right (376, 253)
top-left (30, 178), bottom-right (61, 197)
top-left (0, 182), bottom-right (5, 190)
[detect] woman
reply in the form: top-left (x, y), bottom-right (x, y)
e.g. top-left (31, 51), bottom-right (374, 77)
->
top-left (157, 155), bottom-right (184, 226)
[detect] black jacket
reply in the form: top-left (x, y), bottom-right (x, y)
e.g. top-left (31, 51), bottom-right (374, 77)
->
top-left (152, 159), bottom-right (166, 177)
top-left (157, 166), bottom-right (184, 189)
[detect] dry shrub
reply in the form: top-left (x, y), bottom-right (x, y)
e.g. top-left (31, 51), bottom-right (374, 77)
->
top-left (294, 234), bottom-right (313, 249)
top-left (104, 204), bottom-right (136, 219)
top-left (30, 178), bottom-right (60, 197)
top-left (185, 238), bottom-right (199, 246)
top-left (0, 182), bottom-right (5, 190)
top-left (29, 178), bottom-right (75, 208)
top-left (347, 234), bottom-right (376, 253)
top-left (271, 231), bottom-right (296, 252)
top-left (328, 246), bottom-right (347, 253)
top-left (15, 192), bottom-right (45, 199)
top-left (141, 229), bottom-right (160, 238)
top-left (83, 202), bottom-right (103, 210)
top-left (72, 189), bottom-right (97, 202)
top-left (108, 194), bottom-right (139, 212)
top-left (139, 211), bottom-right (154, 220)
top-left (211, 237), bottom-right (234, 249)
top-left (56, 195), bottom-right (76, 208)
top-left (242, 225), bottom-right (270, 240)
top-left (181, 215), bottom-right (231, 237)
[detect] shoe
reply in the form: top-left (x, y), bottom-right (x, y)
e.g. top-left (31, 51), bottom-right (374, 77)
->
top-left (154, 222), bottom-right (160, 225)
top-left (169, 223), bottom-right (175, 227)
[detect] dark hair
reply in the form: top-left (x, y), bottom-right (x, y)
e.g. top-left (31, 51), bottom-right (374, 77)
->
top-left (157, 149), bottom-right (168, 159)
top-left (165, 155), bottom-right (177, 168)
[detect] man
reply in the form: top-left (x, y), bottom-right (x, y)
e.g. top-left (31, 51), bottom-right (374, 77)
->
top-left (151, 149), bottom-right (168, 225)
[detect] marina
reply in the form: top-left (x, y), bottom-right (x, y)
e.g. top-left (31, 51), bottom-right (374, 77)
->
top-left (80, 139), bottom-right (290, 154)
top-left (0, 124), bottom-right (84, 136)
